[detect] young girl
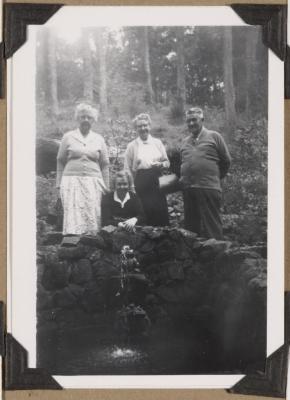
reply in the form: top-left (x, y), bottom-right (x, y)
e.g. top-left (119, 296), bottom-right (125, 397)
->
top-left (101, 171), bottom-right (145, 232)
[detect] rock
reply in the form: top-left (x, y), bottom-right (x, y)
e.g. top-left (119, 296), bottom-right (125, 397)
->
top-left (41, 260), bottom-right (71, 290)
top-left (53, 307), bottom-right (91, 328)
top-left (155, 239), bottom-right (175, 261)
top-left (137, 251), bottom-right (159, 268)
top-left (179, 228), bottom-right (198, 240)
top-left (60, 235), bottom-right (81, 247)
top-left (249, 274), bottom-right (267, 289)
top-left (89, 249), bottom-right (104, 262)
top-left (182, 259), bottom-right (195, 269)
top-left (243, 267), bottom-right (260, 281)
top-left (243, 257), bottom-right (266, 272)
top-left (92, 261), bottom-right (118, 279)
top-left (39, 308), bottom-right (58, 323)
top-left (81, 282), bottom-right (106, 312)
top-left (79, 234), bottom-right (106, 249)
top-left (37, 263), bottom-right (46, 283)
top-left (178, 229), bottom-right (199, 250)
top-left (167, 262), bottom-right (184, 280)
top-left (57, 244), bottom-right (86, 260)
top-left (100, 225), bottom-right (117, 237)
top-left (125, 274), bottom-right (150, 305)
top-left (53, 287), bottom-right (77, 308)
top-left (242, 245), bottom-right (267, 259)
top-left (156, 282), bottom-right (197, 304)
top-left (71, 259), bottom-right (92, 285)
top-left (237, 248), bottom-right (262, 259)
top-left (174, 241), bottom-right (191, 260)
top-left (142, 226), bottom-right (155, 236)
top-left (139, 240), bottom-right (155, 254)
top-left (36, 137), bottom-right (60, 175)
top-left (37, 285), bottom-right (54, 310)
top-left (43, 231), bottom-right (63, 245)
top-left (168, 229), bottom-right (180, 242)
top-left (147, 262), bottom-right (169, 284)
top-left (199, 238), bottom-right (231, 261)
top-left (68, 283), bottom-right (85, 299)
top-left (112, 231), bottom-right (144, 252)
top-left (184, 262), bottom-right (205, 281)
top-left (146, 228), bottom-right (165, 240)
top-left (43, 252), bottom-right (59, 266)
top-left (216, 248), bottom-right (246, 266)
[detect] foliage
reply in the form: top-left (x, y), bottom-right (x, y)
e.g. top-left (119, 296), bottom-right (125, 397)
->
top-left (219, 118), bottom-right (267, 243)
top-left (223, 118), bottom-right (267, 216)
top-left (36, 25), bottom-right (268, 120)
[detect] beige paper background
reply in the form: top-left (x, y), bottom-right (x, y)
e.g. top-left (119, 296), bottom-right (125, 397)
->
top-left (0, 0), bottom-right (288, 398)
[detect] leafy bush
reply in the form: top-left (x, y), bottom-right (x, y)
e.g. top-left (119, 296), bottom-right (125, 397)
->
top-left (223, 118), bottom-right (267, 217)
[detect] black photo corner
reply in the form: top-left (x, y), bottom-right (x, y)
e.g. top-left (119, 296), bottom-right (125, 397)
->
top-left (1, 2), bottom-right (289, 396)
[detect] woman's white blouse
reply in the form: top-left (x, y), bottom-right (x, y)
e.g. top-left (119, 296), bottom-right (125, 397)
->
top-left (136, 136), bottom-right (165, 169)
top-left (124, 134), bottom-right (170, 176)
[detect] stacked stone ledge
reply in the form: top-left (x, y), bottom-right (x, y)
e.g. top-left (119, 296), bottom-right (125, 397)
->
top-left (38, 226), bottom-right (266, 363)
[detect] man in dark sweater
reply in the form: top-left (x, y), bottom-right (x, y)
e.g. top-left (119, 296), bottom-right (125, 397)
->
top-left (180, 108), bottom-right (231, 239)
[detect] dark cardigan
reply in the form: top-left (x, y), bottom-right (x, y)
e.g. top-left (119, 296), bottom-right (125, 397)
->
top-left (101, 191), bottom-right (146, 227)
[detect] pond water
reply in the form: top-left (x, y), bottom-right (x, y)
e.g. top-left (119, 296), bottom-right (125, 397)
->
top-left (37, 314), bottom-right (246, 375)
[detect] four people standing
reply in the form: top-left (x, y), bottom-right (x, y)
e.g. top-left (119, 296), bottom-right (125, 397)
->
top-left (56, 104), bottom-right (231, 239)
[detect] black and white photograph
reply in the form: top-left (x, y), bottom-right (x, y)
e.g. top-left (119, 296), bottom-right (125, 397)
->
top-left (7, 6), bottom-right (284, 388)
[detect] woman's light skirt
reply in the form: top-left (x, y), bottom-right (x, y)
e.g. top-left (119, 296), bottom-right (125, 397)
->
top-left (60, 176), bottom-right (105, 235)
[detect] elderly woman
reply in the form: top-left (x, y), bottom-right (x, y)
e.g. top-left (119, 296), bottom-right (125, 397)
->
top-left (56, 103), bottom-right (109, 235)
top-left (101, 171), bottom-right (145, 231)
top-left (124, 113), bottom-right (170, 226)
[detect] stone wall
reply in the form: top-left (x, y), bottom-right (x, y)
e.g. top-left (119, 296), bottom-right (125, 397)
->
top-left (37, 226), bottom-right (266, 371)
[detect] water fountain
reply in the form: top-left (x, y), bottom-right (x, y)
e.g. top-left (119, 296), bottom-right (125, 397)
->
top-left (114, 245), bottom-right (151, 342)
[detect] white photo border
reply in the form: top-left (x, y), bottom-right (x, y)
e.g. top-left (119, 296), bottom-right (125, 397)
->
top-left (7, 5), bottom-right (284, 389)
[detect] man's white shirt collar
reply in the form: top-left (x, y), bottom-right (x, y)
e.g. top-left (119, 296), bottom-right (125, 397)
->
top-left (114, 191), bottom-right (131, 208)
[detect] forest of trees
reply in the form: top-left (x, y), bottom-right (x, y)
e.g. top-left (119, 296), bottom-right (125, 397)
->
top-left (36, 25), bottom-right (268, 138)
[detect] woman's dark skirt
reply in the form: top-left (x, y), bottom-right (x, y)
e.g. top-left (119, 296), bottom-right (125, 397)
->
top-left (135, 168), bottom-right (169, 227)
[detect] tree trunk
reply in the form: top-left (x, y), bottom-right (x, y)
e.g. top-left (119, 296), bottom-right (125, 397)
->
top-left (82, 28), bottom-right (94, 103)
top-left (143, 27), bottom-right (154, 105)
top-left (47, 29), bottom-right (59, 115)
top-left (245, 28), bottom-right (260, 118)
top-left (176, 27), bottom-right (186, 113)
top-left (223, 27), bottom-right (236, 137)
top-left (95, 28), bottom-right (108, 116)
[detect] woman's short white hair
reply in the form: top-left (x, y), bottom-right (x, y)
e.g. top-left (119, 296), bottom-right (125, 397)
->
top-left (132, 113), bottom-right (152, 127)
top-left (75, 103), bottom-right (99, 121)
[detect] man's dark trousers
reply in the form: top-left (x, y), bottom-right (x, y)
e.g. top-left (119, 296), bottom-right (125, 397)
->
top-left (183, 187), bottom-right (223, 240)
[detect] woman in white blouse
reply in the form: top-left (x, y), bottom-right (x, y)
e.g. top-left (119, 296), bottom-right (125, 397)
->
top-left (124, 113), bottom-right (170, 226)
top-left (56, 103), bottom-right (109, 235)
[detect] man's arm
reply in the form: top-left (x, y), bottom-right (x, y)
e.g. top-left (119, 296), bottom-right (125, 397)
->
top-left (216, 133), bottom-right (231, 179)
